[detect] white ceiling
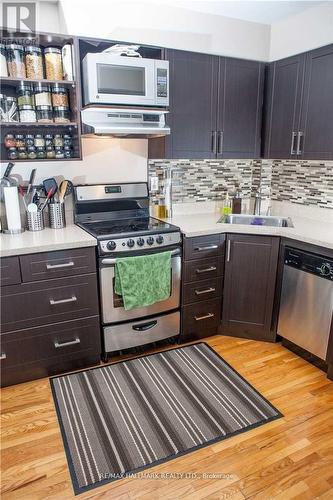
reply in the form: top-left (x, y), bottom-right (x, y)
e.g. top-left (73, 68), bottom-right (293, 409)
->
top-left (153, 0), bottom-right (329, 25)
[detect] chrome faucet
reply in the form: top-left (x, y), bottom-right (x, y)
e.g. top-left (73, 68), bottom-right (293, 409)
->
top-left (253, 189), bottom-right (262, 215)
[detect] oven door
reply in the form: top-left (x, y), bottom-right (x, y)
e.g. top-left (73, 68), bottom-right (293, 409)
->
top-left (83, 53), bottom-right (156, 106)
top-left (100, 249), bottom-right (181, 324)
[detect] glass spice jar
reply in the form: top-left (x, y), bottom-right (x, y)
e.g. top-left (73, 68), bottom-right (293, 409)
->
top-left (15, 134), bottom-right (25, 148)
top-left (17, 84), bottom-right (34, 107)
top-left (34, 84), bottom-right (51, 106)
top-left (25, 134), bottom-right (34, 147)
top-left (44, 134), bottom-right (53, 146)
top-left (17, 147), bottom-right (27, 159)
top-left (55, 146), bottom-right (64, 159)
top-left (46, 146), bottom-right (56, 159)
top-left (27, 146), bottom-right (37, 159)
top-left (6, 96), bottom-right (19, 122)
top-left (53, 106), bottom-right (70, 123)
top-left (36, 105), bottom-right (53, 123)
top-left (8, 147), bottom-right (18, 160)
top-left (25, 45), bottom-right (43, 79)
top-left (4, 134), bottom-right (16, 148)
top-left (0, 94), bottom-right (7, 122)
top-left (63, 134), bottom-right (72, 147)
top-left (34, 134), bottom-right (45, 147)
top-left (36, 146), bottom-right (46, 159)
top-left (0, 43), bottom-right (8, 77)
top-left (63, 145), bottom-right (72, 158)
top-left (6, 44), bottom-right (26, 78)
top-left (51, 85), bottom-right (69, 107)
top-left (44, 47), bottom-right (63, 80)
top-left (19, 104), bottom-right (36, 123)
top-left (53, 134), bottom-right (64, 147)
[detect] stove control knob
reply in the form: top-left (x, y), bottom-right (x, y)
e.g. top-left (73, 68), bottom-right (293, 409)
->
top-left (320, 263), bottom-right (331, 276)
top-left (127, 239), bottom-right (135, 248)
top-left (107, 240), bottom-right (117, 251)
top-left (156, 235), bottom-right (164, 244)
top-left (147, 236), bottom-right (154, 246)
top-left (137, 237), bottom-right (145, 247)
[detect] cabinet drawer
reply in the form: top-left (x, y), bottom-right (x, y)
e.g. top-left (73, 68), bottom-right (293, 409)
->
top-left (1, 274), bottom-right (99, 333)
top-left (182, 298), bottom-right (221, 339)
top-left (0, 257), bottom-right (21, 286)
top-left (184, 257), bottom-right (223, 283)
top-left (0, 316), bottom-right (101, 387)
top-left (184, 234), bottom-right (225, 261)
top-left (20, 247), bottom-right (96, 282)
top-left (183, 278), bottom-right (222, 305)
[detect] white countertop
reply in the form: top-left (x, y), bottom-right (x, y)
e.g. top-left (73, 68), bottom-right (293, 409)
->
top-left (164, 212), bottom-right (333, 250)
top-left (0, 225), bottom-right (96, 257)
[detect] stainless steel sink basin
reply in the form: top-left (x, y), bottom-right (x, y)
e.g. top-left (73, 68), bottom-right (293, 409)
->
top-left (218, 214), bottom-right (293, 227)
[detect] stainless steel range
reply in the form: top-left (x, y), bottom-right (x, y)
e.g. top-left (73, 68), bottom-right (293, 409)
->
top-left (74, 183), bottom-right (181, 359)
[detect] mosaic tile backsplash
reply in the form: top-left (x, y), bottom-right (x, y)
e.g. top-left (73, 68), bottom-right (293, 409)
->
top-left (148, 159), bottom-right (333, 210)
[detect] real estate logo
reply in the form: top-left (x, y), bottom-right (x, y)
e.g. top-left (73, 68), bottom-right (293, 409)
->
top-left (2, 2), bottom-right (37, 43)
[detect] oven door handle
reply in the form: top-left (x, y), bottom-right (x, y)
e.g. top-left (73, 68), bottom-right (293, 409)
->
top-left (132, 320), bottom-right (158, 332)
top-left (101, 248), bottom-right (181, 265)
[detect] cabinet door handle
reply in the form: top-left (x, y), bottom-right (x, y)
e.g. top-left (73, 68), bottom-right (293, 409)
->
top-left (194, 245), bottom-right (218, 252)
top-left (54, 338), bottom-right (80, 348)
top-left (195, 287), bottom-right (216, 295)
top-left (50, 295), bottom-right (77, 306)
top-left (196, 266), bottom-right (217, 274)
top-left (296, 131), bottom-right (303, 155)
top-left (0, 353), bottom-right (7, 360)
top-left (211, 131), bottom-right (217, 154)
top-left (290, 131), bottom-right (297, 155)
top-left (218, 130), bottom-right (223, 154)
top-left (195, 313), bottom-right (214, 321)
top-left (227, 240), bottom-right (231, 262)
top-left (46, 261), bottom-right (74, 270)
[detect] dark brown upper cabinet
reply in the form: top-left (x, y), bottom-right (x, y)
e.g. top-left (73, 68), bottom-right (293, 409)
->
top-left (149, 50), bottom-right (264, 159)
top-left (264, 44), bottom-right (333, 160)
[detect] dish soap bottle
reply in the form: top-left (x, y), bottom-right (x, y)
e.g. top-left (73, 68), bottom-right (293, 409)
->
top-left (232, 185), bottom-right (242, 214)
top-left (223, 193), bottom-right (232, 216)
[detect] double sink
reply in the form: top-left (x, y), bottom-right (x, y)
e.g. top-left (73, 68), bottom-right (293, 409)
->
top-left (218, 214), bottom-right (294, 228)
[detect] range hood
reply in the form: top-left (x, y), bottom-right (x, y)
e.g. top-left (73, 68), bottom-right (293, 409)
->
top-left (81, 107), bottom-right (170, 138)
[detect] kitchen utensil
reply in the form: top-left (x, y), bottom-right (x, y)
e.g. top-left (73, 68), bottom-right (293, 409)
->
top-left (43, 178), bottom-right (58, 201)
top-left (27, 202), bottom-right (38, 213)
top-left (40, 187), bottom-right (54, 211)
top-left (26, 168), bottom-right (36, 199)
top-left (0, 162), bottom-right (16, 201)
top-left (4, 162), bottom-right (15, 178)
top-left (58, 180), bottom-right (68, 203)
top-left (18, 185), bottom-right (27, 209)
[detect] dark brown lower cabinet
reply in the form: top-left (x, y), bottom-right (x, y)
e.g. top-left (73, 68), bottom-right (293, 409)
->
top-left (221, 234), bottom-right (279, 341)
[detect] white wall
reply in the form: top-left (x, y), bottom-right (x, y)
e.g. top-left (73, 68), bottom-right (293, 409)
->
top-left (269, 2), bottom-right (333, 61)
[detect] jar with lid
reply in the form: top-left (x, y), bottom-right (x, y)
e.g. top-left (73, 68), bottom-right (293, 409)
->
top-left (53, 134), bottom-right (64, 147)
top-left (45, 134), bottom-right (53, 146)
top-left (46, 146), bottom-right (56, 159)
top-left (36, 105), bottom-right (53, 123)
top-left (0, 43), bottom-right (8, 77)
top-left (6, 96), bottom-right (19, 122)
top-left (51, 85), bottom-right (69, 107)
top-left (63, 145), bottom-right (73, 158)
top-left (44, 47), bottom-right (63, 80)
top-left (54, 106), bottom-right (70, 123)
top-left (4, 134), bottom-right (16, 148)
top-left (17, 147), bottom-right (27, 159)
top-left (0, 93), bottom-right (7, 122)
top-left (19, 104), bottom-right (36, 123)
top-left (8, 147), bottom-right (18, 160)
top-left (55, 146), bottom-right (64, 159)
top-left (34, 134), bottom-right (45, 147)
top-left (36, 146), bottom-right (46, 159)
top-left (63, 134), bottom-right (72, 147)
top-left (6, 44), bottom-right (25, 78)
top-left (25, 45), bottom-right (43, 79)
top-left (25, 134), bottom-right (34, 147)
top-left (27, 146), bottom-right (37, 159)
top-left (17, 83), bottom-right (34, 107)
top-left (34, 83), bottom-right (51, 106)
top-left (15, 134), bottom-right (25, 148)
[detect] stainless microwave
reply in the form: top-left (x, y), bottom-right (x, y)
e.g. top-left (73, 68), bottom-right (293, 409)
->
top-left (82, 53), bottom-right (169, 107)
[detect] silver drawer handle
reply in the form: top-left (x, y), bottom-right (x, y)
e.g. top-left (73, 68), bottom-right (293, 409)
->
top-left (54, 338), bottom-right (80, 348)
top-left (195, 313), bottom-right (214, 321)
top-left (46, 261), bottom-right (74, 270)
top-left (0, 353), bottom-right (7, 360)
top-left (50, 295), bottom-right (77, 306)
top-left (196, 266), bottom-right (217, 274)
top-left (195, 287), bottom-right (216, 295)
top-left (195, 245), bottom-right (218, 252)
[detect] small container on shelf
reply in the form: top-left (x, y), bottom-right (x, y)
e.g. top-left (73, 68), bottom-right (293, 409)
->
top-left (34, 83), bottom-right (51, 106)
top-left (17, 83), bottom-right (34, 107)
top-left (6, 96), bottom-right (19, 122)
top-left (62, 44), bottom-right (73, 81)
top-left (0, 93), bottom-right (7, 122)
top-left (7, 147), bottom-right (18, 160)
top-left (15, 134), bottom-right (25, 148)
top-left (63, 133), bottom-right (73, 147)
top-left (25, 45), bottom-right (43, 79)
top-left (63, 145), bottom-right (73, 158)
top-left (53, 134), bottom-right (64, 147)
top-left (25, 134), bottom-right (35, 147)
top-left (44, 47), bottom-right (63, 80)
top-left (27, 146), bottom-right (37, 159)
top-left (6, 44), bottom-right (26, 78)
top-left (36, 105), bottom-right (53, 123)
top-left (45, 134), bottom-right (53, 146)
top-left (51, 85), bottom-right (69, 107)
top-left (55, 146), bottom-right (64, 159)
top-left (17, 146), bottom-right (27, 159)
top-left (36, 146), bottom-right (46, 159)
top-left (4, 134), bottom-right (16, 148)
top-left (46, 146), bottom-right (56, 159)
top-left (19, 104), bottom-right (36, 123)
top-left (34, 134), bottom-right (45, 147)
top-left (0, 43), bottom-right (8, 77)
top-left (53, 106), bottom-right (70, 123)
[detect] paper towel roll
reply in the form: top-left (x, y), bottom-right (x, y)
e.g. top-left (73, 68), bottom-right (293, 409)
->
top-left (4, 186), bottom-right (21, 231)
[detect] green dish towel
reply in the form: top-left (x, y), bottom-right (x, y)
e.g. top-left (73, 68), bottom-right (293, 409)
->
top-left (114, 251), bottom-right (172, 311)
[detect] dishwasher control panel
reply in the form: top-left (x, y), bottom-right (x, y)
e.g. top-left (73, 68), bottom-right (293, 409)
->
top-left (285, 248), bottom-right (333, 280)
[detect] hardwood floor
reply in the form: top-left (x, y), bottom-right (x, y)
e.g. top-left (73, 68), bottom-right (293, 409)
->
top-left (1, 335), bottom-right (333, 499)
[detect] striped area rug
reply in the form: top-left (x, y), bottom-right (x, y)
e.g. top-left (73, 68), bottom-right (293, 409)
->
top-left (51, 343), bottom-right (282, 495)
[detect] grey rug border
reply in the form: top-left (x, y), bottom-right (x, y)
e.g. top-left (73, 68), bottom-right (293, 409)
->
top-left (50, 342), bottom-right (283, 496)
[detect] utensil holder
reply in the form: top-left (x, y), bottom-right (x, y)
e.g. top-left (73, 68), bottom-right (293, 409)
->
top-left (49, 202), bottom-right (66, 229)
top-left (27, 211), bottom-right (44, 231)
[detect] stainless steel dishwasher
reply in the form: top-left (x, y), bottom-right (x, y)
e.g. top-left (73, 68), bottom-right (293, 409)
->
top-left (278, 247), bottom-right (333, 360)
